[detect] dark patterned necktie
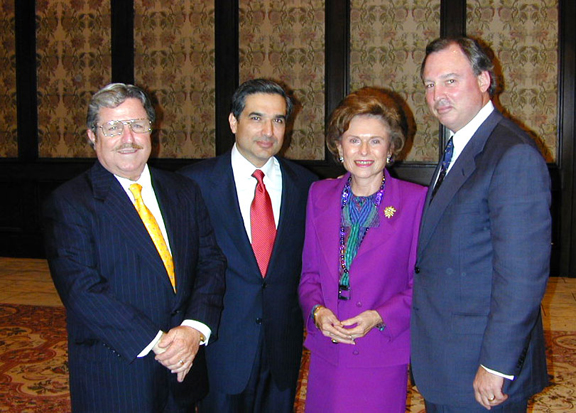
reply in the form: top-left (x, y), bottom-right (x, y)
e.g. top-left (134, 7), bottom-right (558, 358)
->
top-left (431, 138), bottom-right (454, 200)
top-left (250, 170), bottom-right (276, 277)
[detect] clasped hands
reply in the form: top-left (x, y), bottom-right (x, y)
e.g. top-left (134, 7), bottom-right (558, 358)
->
top-left (152, 326), bottom-right (203, 382)
top-left (314, 306), bottom-right (383, 345)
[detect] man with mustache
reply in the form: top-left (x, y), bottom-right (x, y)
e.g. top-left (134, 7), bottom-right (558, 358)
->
top-left (180, 79), bottom-right (316, 412)
top-left (43, 83), bottom-right (226, 412)
top-left (411, 37), bottom-right (551, 412)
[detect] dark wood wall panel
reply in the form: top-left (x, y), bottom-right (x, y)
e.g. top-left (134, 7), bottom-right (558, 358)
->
top-left (1, 0), bottom-right (574, 277)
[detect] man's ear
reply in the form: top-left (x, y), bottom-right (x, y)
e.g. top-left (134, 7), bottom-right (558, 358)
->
top-left (229, 113), bottom-right (238, 134)
top-left (87, 129), bottom-right (97, 148)
top-left (477, 71), bottom-right (491, 93)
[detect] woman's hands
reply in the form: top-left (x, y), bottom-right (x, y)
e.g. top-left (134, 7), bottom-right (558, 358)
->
top-left (314, 307), bottom-right (383, 345)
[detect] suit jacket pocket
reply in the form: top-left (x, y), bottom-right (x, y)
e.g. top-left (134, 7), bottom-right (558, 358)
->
top-left (451, 313), bottom-right (488, 335)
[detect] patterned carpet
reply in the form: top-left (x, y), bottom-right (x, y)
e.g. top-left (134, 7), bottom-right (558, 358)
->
top-left (1, 303), bottom-right (575, 412)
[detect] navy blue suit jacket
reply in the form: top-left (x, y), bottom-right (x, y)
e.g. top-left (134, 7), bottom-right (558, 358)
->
top-left (180, 152), bottom-right (316, 393)
top-left (411, 109), bottom-right (551, 407)
top-left (43, 161), bottom-right (226, 412)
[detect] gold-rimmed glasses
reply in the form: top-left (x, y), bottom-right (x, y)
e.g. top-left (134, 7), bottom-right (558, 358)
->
top-left (97, 119), bottom-right (152, 137)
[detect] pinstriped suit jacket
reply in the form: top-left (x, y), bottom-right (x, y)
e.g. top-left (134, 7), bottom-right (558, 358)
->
top-left (43, 161), bottom-right (226, 412)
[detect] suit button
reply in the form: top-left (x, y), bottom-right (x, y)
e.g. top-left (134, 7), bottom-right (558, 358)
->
top-left (356, 302), bottom-right (362, 307)
top-left (262, 282), bottom-right (267, 289)
top-left (415, 267), bottom-right (420, 274)
top-left (171, 310), bottom-right (181, 316)
top-left (353, 350), bottom-right (359, 355)
top-left (255, 318), bottom-right (262, 324)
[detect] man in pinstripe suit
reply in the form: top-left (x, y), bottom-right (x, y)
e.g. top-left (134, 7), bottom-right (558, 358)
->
top-left (43, 83), bottom-right (226, 412)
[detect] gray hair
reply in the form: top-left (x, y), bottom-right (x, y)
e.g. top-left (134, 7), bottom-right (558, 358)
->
top-left (86, 83), bottom-right (155, 133)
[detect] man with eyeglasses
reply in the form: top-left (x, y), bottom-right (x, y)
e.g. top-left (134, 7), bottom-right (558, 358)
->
top-left (43, 83), bottom-right (226, 412)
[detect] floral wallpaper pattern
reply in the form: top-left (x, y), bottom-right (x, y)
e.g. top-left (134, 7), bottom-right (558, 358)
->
top-left (36, 0), bottom-right (111, 158)
top-left (240, 0), bottom-right (326, 160)
top-left (0, 1), bottom-right (17, 158)
top-left (350, 0), bottom-right (441, 162)
top-left (467, 0), bottom-right (558, 161)
top-left (134, 0), bottom-right (215, 159)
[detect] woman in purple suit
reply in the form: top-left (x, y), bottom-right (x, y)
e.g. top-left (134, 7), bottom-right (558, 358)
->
top-left (299, 88), bottom-right (427, 412)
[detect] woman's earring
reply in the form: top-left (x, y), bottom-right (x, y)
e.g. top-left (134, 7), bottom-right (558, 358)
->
top-left (386, 155), bottom-right (392, 164)
top-left (339, 156), bottom-right (344, 163)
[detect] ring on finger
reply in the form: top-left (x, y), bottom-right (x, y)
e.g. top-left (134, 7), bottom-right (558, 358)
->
top-left (178, 359), bottom-right (184, 366)
top-left (488, 395), bottom-right (495, 402)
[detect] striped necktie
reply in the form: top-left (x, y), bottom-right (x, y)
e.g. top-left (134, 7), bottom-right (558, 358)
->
top-left (129, 183), bottom-right (176, 292)
top-left (431, 138), bottom-right (454, 200)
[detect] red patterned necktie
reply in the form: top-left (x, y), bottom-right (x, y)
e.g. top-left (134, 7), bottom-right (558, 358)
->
top-left (250, 170), bottom-right (277, 277)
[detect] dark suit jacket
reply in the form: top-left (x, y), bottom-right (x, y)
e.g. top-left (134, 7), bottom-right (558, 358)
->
top-left (180, 151), bottom-right (316, 394)
top-left (411, 109), bottom-right (551, 407)
top-left (43, 161), bottom-right (226, 412)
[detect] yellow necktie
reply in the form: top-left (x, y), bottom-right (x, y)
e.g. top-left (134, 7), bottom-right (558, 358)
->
top-left (129, 183), bottom-right (176, 292)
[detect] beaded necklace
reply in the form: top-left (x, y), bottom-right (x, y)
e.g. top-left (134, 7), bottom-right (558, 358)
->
top-left (338, 174), bottom-right (386, 300)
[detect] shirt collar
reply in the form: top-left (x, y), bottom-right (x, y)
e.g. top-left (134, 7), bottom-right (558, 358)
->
top-left (115, 164), bottom-right (152, 192)
top-left (231, 143), bottom-right (276, 181)
top-left (450, 101), bottom-right (494, 155)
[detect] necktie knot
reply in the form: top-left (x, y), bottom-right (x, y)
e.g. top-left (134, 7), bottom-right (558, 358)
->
top-left (441, 138), bottom-right (454, 170)
top-left (129, 183), bottom-right (143, 199)
top-left (253, 169), bottom-right (265, 185)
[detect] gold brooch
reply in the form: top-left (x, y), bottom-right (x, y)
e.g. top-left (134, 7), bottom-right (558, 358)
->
top-left (384, 206), bottom-right (396, 218)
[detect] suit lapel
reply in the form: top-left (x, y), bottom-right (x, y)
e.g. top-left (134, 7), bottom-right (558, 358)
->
top-left (211, 154), bottom-right (258, 264)
top-left (311, 177), bottom-right (345, 284)
top-left (419, 111), bottom-right (502, 252)
top-left (152, 170), bottom-right (187, 295)
top-left (352, 170), bottom-right (398, 261)
top-left (90, 162), bottom-right (174, 293)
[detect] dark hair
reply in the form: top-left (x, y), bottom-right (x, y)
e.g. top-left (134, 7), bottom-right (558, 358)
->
top-left (230, 78), bottom-right (293, 119)
top-left (326, 87), bottom-right (406, 161)
top-left (421, 37), bottom-right (497, 96)
top-left (86, 83), bottom-right (155, 133)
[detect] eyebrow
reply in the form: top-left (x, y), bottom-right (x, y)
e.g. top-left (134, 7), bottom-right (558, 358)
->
top-left (246, 111), bottom-right (286, 120)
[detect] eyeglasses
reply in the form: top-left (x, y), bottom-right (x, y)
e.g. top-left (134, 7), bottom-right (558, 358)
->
top-left (97, 118), bottom-right (152, 137)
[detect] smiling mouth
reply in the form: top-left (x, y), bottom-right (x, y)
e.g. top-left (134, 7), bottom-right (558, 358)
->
top-left (354, 160), bottom-right (374, 166)
top-left (115, 144), bottom-right (143, 154)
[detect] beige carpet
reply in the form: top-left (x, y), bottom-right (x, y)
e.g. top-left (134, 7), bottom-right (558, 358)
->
top-left (1, 303), bottom-right (575, 412)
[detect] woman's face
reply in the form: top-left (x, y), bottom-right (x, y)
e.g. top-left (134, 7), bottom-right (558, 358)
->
top-left (337, 115), bottom-right (393, 193)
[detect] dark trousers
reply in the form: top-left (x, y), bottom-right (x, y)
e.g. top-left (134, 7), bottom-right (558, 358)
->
top-left (425, 398), bottom-right (528, 413)
top-left (199, 332), bottom-right (295, 413)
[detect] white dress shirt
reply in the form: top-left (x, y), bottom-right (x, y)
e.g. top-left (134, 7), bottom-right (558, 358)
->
top-left (230, 143), bottom-right (283, 242)
top-left (115, 165), bottom-right (211, 356)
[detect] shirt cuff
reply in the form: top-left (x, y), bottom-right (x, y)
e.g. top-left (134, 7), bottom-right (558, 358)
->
top-left (138, 330), bottom-right (164, 358)
top-left (481, 364), bottom-right (515, 380)
top-left (181, 320), bottom-right (211, 345)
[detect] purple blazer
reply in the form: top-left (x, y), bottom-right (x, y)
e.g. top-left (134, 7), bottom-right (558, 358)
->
top-left (299, 169), bottom-right (426, 368)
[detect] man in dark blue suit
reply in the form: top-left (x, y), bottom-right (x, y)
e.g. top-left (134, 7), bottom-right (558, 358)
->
top-left (411, 37), bottom-right (551, 412)
top-left (180, 79), bottom-right (316, 412)
top-left (43, 83), bottom-right (226, 412)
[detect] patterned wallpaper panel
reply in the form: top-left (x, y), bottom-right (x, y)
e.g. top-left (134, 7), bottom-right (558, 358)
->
top-left (134, 0), bottom-right (215, 159)
top-left (350, 0), bottom-right (441, 162)
top-left (467, 0), bottom-right (558, 162)
top-left (0, 1), bottom-right (17, 158)
top-left (239, 0), bottom-right (326, 160)
top-left (37, 0), bottom-right (111, 158)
